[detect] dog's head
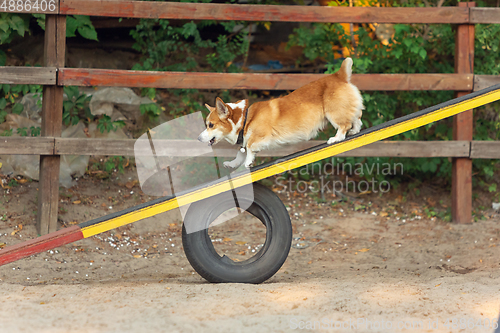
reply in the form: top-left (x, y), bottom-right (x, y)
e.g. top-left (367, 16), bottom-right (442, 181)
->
top-left (198, 97), bottom-right (248, 146)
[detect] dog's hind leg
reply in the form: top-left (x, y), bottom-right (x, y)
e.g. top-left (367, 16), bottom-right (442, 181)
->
top-left (326, 115), bottom-right (352, 145)
top-left (327, 128), bottom-right (349, 144)
top-left (348, 117), bottom-right (362, 136)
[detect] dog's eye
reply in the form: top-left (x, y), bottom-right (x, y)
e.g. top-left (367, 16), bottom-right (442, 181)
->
top-left (208, 122), bottom-right (214, 129)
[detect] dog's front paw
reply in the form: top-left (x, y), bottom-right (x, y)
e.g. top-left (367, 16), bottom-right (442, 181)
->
top-left (244, 162), bottom-right (253, 169)
top-left (223, 160), bottom-right (239, 169)
top-left (327, 137), bottom-right (340, 145)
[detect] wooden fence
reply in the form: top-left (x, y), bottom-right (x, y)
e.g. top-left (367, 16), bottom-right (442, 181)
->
top-left (1, 1), bottom-right (500, 234)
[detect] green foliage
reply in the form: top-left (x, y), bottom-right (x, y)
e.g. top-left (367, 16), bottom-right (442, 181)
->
top-left (62, 86), bottom-right (92, 126)
top-left (131, 18), bottom-right (204, 72)
top-left (66, 15), bottom-right (98, 41)
top-left (288, 22), bottom-right (348, 68)
top-left (16, 126), bottom-right (27, 136)
top-left (29, 125), bottom-right (41, 136)
top-left (0, 13), bottom-right (100, 136)
top-left (0, 13), bottom-right (29, 44)
top-left (167, 89), bottom-right (205, 118)
top-left (140, 102), bottom-right (161, 120)
top-left (475, 24), bottom-right (500, 76)
top-left (13, 126), bottom-right (40, 137)
top-left (287, 14), bottom-right (500, 186)
top-left (0, 83), bottom-right (42, 124)
top-left (1, 128), bottom-right (12, 136)
top-left (8, 179), bottom-right (18, 187)
top-left (0, 84), bottom-right (124, 135)
top-left (97, 115), bottom-right (125, 134)
top-left (11, 102), bottom-right (23, 114)
top-left (104, 156), bottom-right (127, 174)
top-left (206, 21), bottom-right (250, 73)
top-left (130, 0), bottom-right (254, 117)
top-left (0, 12), bottom-right (98, 49)
top-left (88, 156), bottom-right (129, 178)
top-left (131, 0), bottom-right (251, 73)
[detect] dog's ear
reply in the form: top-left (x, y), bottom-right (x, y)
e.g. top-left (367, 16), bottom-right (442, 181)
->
top-left (233, 99), bottom-right (249, 110)
top-left (205, 103), bottom-right (215, 112)
top-left (215, 97), bottom-right (229, 119)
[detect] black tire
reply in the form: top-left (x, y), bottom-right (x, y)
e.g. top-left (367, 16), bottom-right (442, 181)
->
top-left (181, 183), bottom-right (292, 284)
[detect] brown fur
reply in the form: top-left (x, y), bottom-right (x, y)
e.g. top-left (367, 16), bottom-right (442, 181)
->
top-left (198, 58), bottom-right (364, 168)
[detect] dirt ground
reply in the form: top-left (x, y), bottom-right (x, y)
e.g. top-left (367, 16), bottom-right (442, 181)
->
top-left (0, 169), bottom-right (499, 333)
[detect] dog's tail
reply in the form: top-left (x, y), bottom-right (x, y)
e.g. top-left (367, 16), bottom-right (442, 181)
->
top-left (337, 57), bottom-right (353, 83)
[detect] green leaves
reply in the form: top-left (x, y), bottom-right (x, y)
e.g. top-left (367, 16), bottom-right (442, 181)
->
top-left (62, 86), bottom-right (91, 126)
top-left (16, 127), bottom-right (28, 137)
top-left (420, 159), bottom-right (439, 173)
top-left (0, 18), bottom-right (9, 33)
top-left (285, 17), bottom-right (500, 184)
top-left (0, 110), bottom-right (6, 123)
top-left (12, 103), bottom-right (23, 114)
top-left (9, 15), bottom-right (25, 36)
top-left (131, 17), bottom-right (250, 73)
top-left (29, 126), bottom-right (41, 137)
top-left (401, 36), bottom-right (427, 59)
top-left (393, 48), bottom-right (403, 59)
top-left (66, 15), bottom-right (98, 41)
top-left (0, 50), bottom-right (6, 66)
top-left (97, 115), bottom-right (125, 134)
top-left (32, 14), bottom-right (45, 30)
top-left (475, 24), bottom-right (500, 76)
top-left (181, 21), bottom-right (198, 39)
top-left (419, 49), bottom-right (427, 60)
top-left (207, 31), bottom-right (249, 73)
top-left (140, 103), bottom-right (161, 119)
top-left (14, 126), bottom-right (41, 137)
top-left (288, 23), bottom-right (344, 65)
top-left (167, 89), bottom-right (204, 118)
top-left (0, 13), bottom-right (30, 44)
top-left (0, 13), bottom-right (97, 48)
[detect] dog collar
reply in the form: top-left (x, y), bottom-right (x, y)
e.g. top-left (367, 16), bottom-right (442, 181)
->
top-left (236, 108), bottom-right (248, 147)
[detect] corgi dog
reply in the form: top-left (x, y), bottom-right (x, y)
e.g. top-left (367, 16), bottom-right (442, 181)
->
top-left (198, 57), bottom-right (364, 169)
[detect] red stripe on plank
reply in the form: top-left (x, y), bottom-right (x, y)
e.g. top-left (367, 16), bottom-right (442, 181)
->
top-left (0, 226), bottom-right (83, 266)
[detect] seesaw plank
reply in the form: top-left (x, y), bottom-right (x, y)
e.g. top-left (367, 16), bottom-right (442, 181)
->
top-left (0, 226), bottom-right (83, 266)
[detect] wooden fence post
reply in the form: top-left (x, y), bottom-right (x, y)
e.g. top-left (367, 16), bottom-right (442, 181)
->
top-left (452, 2), bottom-right (475, 224)
top-left (37, 14), bottom-right (66, 235)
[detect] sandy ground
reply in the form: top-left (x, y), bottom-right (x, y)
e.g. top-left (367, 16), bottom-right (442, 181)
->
top-left (0, 172), bottom-right (499, 333)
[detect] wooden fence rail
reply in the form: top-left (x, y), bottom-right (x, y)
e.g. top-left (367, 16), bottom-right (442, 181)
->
top-left (2, 138), bottom-right (499, 159)
top-left (2, 0), bottom-right (500, 23)
top-left (0, 67), bottom-right (57, 85)
top-left (2, 68), bottom-right (499, 92)
top-left (0, 1), bottom-right (499, 232)
top-left (58, 70), bottom-right (476, 91)
top-left (60, 1), bottom-right (470, 23)
top-left (58, 0), bottom-right (500, 24)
